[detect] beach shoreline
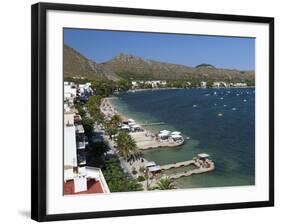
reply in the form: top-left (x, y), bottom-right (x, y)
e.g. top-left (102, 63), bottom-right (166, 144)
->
top-left (126, 86), bottom-right (255, 93)
top-left (101, 97), bottom-right (185, 151)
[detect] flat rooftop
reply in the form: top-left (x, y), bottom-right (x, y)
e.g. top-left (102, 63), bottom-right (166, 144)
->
top-left (64, 179), bottom-right (104, 195)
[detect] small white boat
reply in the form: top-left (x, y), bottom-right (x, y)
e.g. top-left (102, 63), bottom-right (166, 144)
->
top-left (186, 136), bottom-right (190, 140)
top-left (232, 107), bottom-right (237, 111)
top-left (193, 104), bottom-right (197, 107)
top-left (218, 113), bottom-right (223, 116)
top-left (243, 99), bottom-right (247, 102)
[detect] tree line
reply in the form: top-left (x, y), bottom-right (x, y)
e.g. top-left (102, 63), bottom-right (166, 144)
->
top-left (74, 91), bottom-right (143, 191)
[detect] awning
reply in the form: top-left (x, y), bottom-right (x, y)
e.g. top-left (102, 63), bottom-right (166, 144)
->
top-left (171, 134), bottom-right (182, 139)
top-left (121, 125), bottom-right (130, 129)
top-left (171, 131), bottom-right (181, 135)
top-left (145, 161), bottom-right (156, 168)
top-left (148, 165), bottom-right (161, 172)
top-left (160, 130), bottom-right (170, 134)
top-left (131, 124), bottom-right (141, 128)
top-left (198, 153), bottom-right (210, 158)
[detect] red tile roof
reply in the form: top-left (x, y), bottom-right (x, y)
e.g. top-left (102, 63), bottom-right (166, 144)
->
top-left (64, 179), bottom-right (104, 195)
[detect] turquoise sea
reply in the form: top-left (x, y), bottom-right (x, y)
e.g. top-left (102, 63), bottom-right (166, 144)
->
top-left (111, 88), bottom-right (255, 189)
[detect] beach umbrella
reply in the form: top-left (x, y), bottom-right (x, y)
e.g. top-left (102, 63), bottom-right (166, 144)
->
top-left (158, 133), bottom-right (169, 137)
top-left (160, 130), bottom-right (171, 134)
top-left (171, 131), bottom-right (181, 135)
top-left (171, 134), bottom-right (182, 139)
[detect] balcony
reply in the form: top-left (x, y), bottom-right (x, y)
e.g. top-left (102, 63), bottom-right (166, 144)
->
top-left (77, 141), bottom-right (86, 150)
top-left (78, 155), bottom-right (86, 166)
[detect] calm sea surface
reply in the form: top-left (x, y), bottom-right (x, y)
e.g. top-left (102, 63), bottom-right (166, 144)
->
top-left (111, 88), bottom-right (255, 188)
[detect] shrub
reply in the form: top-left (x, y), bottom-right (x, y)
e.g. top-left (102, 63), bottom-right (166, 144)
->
top-left (137, 175), bottom-right (145, 182)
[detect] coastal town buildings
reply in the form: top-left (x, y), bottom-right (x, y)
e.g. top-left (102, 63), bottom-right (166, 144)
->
top-left (63, 91), bottom-right (110, 195)
top-left (78, 82), bottom-right (94, 101)
top-left (64, 81), bottom-right (94, 103)
top-left (64, 166), bottom-right (110, 195)
top-left (212, 81), bottom-right (247, 88)
top-left (131, 80), bottom-right (248, 89)
top-left (131, 80), bottom-right (167, 88)
top-left (220, 82), bottom-right (227, 87)
top-left (200, 81), bottom-right (207, 88)
top-left (63, 79), bottom-right (252, 193)
top-left (64, 81), bottom-right (77, 104)
top-left (213, 81), bottom-right (222, 88)
top-left (131, 81), bottom-right (138, 88)
top-left (232, 82), bottom-right (248, 87)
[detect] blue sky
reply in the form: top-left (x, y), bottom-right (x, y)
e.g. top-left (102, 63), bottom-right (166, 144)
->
top-left (64, 28), bottom-right (255, 70)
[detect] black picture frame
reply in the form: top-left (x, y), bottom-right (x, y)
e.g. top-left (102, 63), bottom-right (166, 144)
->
top-left (31, 2), bottom-right (274, 222)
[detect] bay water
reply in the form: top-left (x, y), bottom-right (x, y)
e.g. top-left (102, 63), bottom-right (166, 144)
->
top-left (111, 88), bottom-right (255, 188)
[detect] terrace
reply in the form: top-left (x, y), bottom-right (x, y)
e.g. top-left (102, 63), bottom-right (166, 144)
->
top-left (64, 166), bottom-right (110, 195)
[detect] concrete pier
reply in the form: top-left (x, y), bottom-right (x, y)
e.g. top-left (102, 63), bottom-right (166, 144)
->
top-left (168, 164), bottom-right (215, 180)
top-left (159, 159), bottom-right (215, 180)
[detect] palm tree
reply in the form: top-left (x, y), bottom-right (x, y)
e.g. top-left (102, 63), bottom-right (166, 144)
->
top-left (116, 131), bottom-right (138, 161)
top-left (110, 114), bottom-right (122, 126)
top-left (157, 177), bottom-right (176, 190)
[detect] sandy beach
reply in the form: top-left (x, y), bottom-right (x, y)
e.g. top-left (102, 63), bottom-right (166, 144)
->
top-left (100, 97), bottom-right (184, 150)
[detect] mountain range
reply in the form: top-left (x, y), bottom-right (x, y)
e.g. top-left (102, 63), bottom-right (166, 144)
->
top-left (64, 44), bottom-right (254, 82)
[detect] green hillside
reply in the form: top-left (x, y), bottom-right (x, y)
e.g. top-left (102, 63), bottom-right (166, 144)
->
top-left (64, 45), bottom-right (255, 83)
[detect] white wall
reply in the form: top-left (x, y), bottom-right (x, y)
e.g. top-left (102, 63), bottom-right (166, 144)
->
top-left (0, 0), bottom-right (279, 223)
